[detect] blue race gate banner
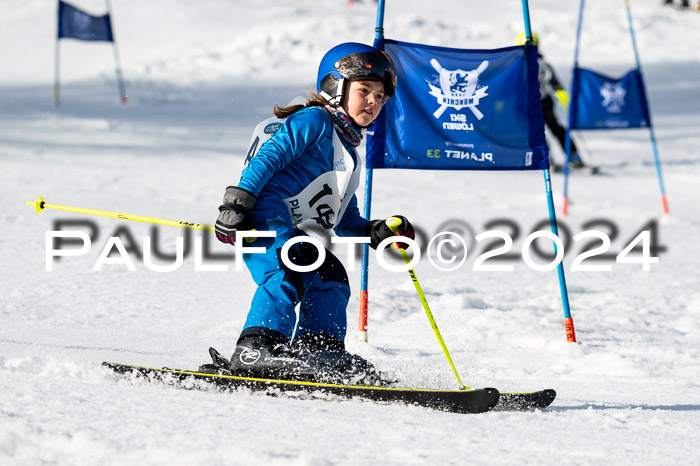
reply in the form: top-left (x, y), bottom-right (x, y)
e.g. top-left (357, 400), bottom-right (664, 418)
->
top-left (58, 0), bottom-right (114, 42)
top-left (570, 67), bottom-right (650, 130)
top-left (366, 40), bottom-right (548, 170)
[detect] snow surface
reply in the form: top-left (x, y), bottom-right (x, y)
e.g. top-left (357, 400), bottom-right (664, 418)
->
top-left (2, 0), bottom-right (700, 464)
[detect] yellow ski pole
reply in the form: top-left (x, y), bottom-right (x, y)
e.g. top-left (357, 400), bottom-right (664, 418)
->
top-left (25, 196), bottom-right (214, 232)
top-left (385, 217), bottom-right (468, 390)
top-left (24, 197), bottom-right (259, 243)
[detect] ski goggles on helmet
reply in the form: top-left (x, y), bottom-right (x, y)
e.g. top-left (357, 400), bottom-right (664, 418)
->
top-left (334, 50), bottom-right (397, 97)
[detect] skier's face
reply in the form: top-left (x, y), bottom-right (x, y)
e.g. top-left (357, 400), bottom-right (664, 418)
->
top-left (343, 80), bottom-right (386, 127)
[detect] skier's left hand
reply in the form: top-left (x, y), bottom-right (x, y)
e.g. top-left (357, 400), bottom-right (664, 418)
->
top-left (365, 215), bottom-right (415, 250)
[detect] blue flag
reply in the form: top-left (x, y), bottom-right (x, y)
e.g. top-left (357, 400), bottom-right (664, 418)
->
top-left (58, 0), bottom-right (113, 42)
top-left (570, 67), bottom-right (650, 130)
top-left (366, 40), bottom-right (548, 171)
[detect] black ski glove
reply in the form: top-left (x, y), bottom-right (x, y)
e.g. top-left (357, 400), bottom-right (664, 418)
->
top-left (215, 186), bottom-right (256, 245)
top-left (365, 215), bottom-right (415, 250)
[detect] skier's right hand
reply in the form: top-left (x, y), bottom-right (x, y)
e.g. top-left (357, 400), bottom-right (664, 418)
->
top-left (215, 186), bottom-right (256, 245)
top-left (555, 89), bottom-right (570, 110)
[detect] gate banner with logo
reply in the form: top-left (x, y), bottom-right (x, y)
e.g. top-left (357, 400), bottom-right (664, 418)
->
top-left (570, 67), bottom-right (650, 130)
top-left (366, 40), bottom-right (548, 171)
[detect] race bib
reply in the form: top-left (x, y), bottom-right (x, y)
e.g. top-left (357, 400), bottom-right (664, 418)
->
top-left (283, 132), bottom-right (361, 235)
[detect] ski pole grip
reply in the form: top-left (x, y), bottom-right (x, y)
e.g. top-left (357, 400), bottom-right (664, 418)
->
top-left (244, 231), bottom-right (258, 244)
top-left (385, 216), bottom-right (402, 235)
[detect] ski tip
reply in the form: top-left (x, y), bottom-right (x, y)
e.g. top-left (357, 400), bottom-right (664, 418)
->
top-left (493, 388), bottom-right (557, 411)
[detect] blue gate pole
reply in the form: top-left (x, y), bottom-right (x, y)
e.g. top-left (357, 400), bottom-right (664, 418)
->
top-left (358, 0), bottom-right (386, 342)
top-left (563, 0), bottom-right (586, 216)
top-left (544, 169), bottom-right (576, 342)
top-left (522, 0), bottom-right (577, 342)
top-left (625, 0), bottom-right (669, 215)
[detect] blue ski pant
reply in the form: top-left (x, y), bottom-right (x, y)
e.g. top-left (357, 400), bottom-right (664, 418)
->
top-left (239, 197), bottom-right (351, 342)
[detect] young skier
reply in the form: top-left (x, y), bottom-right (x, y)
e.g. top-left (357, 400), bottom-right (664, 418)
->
top-left (214, 42), bottom-right (415, 385)
top-left (517, 32), bottom-right (589, 171)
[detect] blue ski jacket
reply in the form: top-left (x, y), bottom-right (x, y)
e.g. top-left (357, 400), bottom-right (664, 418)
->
top-left (237, 106), bottom-right (368, 238)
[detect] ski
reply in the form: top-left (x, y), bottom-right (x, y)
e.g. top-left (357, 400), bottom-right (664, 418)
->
top-left (102, 362), bottom-right (500, 414)
top-left (577, 165), bottom-right (600, 175)
top-left (493, 389), bottom-right (557, 411)
top-left (551, 163), bottom-right (600, 175)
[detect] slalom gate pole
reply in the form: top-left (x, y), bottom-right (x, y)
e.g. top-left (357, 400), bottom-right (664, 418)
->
top-left (624, 0), bottom-right (669, 215)
top-left (522, 0), bottom-right (577, 342)
top-left (359, 168), bottom-right (373, 343)
top-left (386, 217), bottom-right (469, 390)
top-left (563, 0), bottom-right (586, 216)
top-left (358, 0), bottom-right (387, 343)
top-left (25, 196), bottom-right (214, 232)
top-left (543, 172), bottom-right (577, 342)
top-left (105, 0), bottom-right (128, 104)
top-left (54, 2), bottom-right (61, 107)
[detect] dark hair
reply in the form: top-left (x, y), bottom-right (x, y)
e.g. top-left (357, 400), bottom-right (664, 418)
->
top-left (273, 92), bottom-right (328, 118)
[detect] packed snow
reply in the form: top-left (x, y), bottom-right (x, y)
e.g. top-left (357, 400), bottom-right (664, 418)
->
top-left (1, 0), bottom-right (699, 464)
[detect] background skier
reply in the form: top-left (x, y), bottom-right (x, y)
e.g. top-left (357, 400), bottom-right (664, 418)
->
top-left (517, 32), bottom-right (589, 171)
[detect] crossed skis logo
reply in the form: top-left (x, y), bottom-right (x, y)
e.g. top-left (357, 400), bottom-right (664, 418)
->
top-left (600, 82), bottom-right (626, 113)
top-left (428, 59), bottom-right (489, 119)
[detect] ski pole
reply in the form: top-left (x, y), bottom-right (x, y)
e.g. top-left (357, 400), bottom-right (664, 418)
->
top-left (573, 130), bottom-right (593, 159)
top-left (386, 217), bottom-right (469, 390)
top-left (24, 196), bottom-right (257, 241)
top-left (25, 196), bottom-right (215, 232)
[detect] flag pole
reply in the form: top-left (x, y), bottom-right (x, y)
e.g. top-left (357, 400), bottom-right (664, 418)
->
top-left (522, 0), bottom-right (577, 342)
top-left (563, 0), bottom-right (586, 216)
top-left (358, 0), bottom-right (386, 343)
top-left (105, 0), bottom-right (127, 104)
top-left (544, 169), bottom-right (576, 342)
top-left (624, 0), bottom-right (669, 215)
top-left (54, 1), bottom-right (61, 107)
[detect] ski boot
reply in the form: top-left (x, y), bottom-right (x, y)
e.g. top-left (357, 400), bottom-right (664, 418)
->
top-left (569, 153), bottom-right (600, 174)
top-left (292, 333), bottom-right (381, 386)
top-left (227, 334), bottom-right (317, 381)
top-left (569, 153), bottom-right (586, 169)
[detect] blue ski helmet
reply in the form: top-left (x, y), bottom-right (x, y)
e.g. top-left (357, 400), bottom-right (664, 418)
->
top-left (317, 42), bottom-right (397, 107)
